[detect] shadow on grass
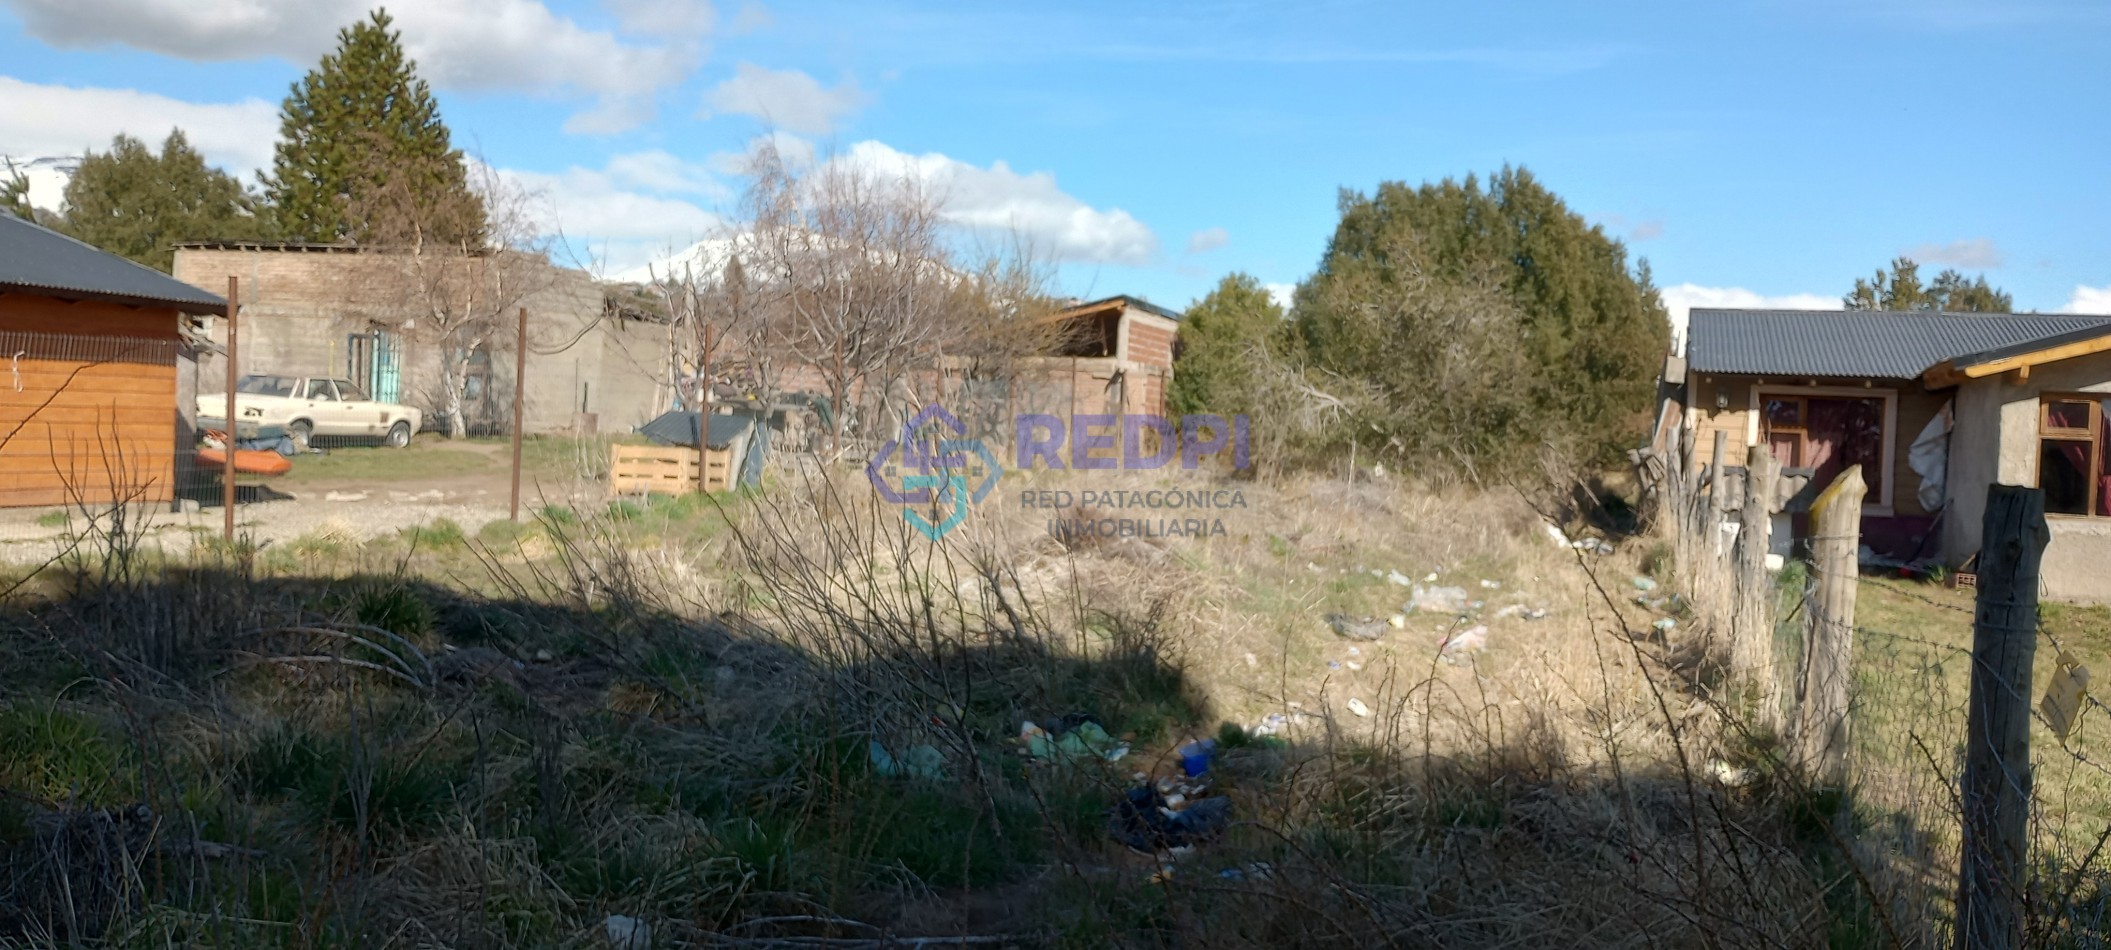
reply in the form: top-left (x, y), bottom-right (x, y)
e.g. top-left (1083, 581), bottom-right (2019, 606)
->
top-left (0, 568), bottom-right (1987, 948)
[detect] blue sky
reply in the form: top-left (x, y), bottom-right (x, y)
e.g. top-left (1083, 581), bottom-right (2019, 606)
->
top-left (3, 0), bottom-right (2107, 323)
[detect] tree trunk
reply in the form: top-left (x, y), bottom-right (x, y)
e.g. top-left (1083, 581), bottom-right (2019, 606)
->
top-left (442, 346), bottom-right (469, 440)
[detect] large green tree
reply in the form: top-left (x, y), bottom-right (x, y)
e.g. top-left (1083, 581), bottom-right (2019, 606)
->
top-left (58, 131), bottom-right (266, 271)
top-left (266, 8), bottom-right (483, 244)
top-left (1844, 256), bottom-right (2013, 312)
top-left (1293, 167), bottom-right (1669, 474)
top-left (1169, 273), bottom-right (1286, 419)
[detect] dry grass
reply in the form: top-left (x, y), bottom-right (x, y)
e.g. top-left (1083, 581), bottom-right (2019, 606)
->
top-left (7, 460), bottom-right (2103, 946)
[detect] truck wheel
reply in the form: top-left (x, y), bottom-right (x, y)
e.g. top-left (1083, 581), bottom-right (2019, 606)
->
top-left (287, 419), bottom-right (313, 451)
top-left (386, 421), bottom-right (412, 448)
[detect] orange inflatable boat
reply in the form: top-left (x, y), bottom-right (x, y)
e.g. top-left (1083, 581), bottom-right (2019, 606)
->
top-left (197, 446), bottom-right (294, 477)
top-left (199, 430), bottom-right (294, 477)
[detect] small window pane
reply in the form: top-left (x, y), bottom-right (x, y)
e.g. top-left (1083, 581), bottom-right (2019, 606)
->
top-left (1765, 398), bottom-right (1802, 429)
top-left (2041, 439), bottom-right (2092, 515)
top-left (2046, 400), bottom-right (2092, 431)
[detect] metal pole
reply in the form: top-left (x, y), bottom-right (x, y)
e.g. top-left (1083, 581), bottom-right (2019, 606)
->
top-left (223, 276), bottom-right (238, 542)
top-left (696, 322), bottom-right (714, 495)
top-left (509, 306), bottom-right (527, 521)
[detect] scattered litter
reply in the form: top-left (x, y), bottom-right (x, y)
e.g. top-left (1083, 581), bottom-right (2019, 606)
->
top-left (1522, 608), bottom-right (1549, 621)
top-left (1494, 604), bottom-right (1523, 619)
top-left (532, 648), bottom-right (554, 662)
top-left (1021, 720), bottom-right (1129, 762)
top-left (1632, 576), bottom-right (1659, 592)
top-left (868, 741), bottom-right (945, 780)
top-left (1424, 572), bottom-right (1438, 582)
top-left (1243, 651), bottom-right (1258, 668)
top-left (1178, 738), bottom-right (1218, 777)
top-left (1572, 537), bottom-right (1616, 555)
top-left (1651, 617), bottom-right (1677, 632)
top-left (1479, 579), bottom-right (1501, 590)
top-left (1347, 646), bottom-right (1360, 656)
top-left (2043, 652), bottom-right (2091, 740)
top-left (1544, 522), bottom-right (1571, 547)
top-left (1708, 760), bottom-right (1758, 787)
top-left (1345, 661), bottom-right (1363, 671)
top-left (1406, 585), bottom-right (1470, 615)
top-left (1306, 562), bottom-right (1323, 573)
top-left (1764, 553), bottom-right (1785, 572)
top-left (323, 490), bottom-right (368, 502)
top-left (1346, 697), bottom-right (1372, 718)
top-left (1327, 660), bottom-right (1342, 671)
top-left (1468, 600), bottom-right (1485, 610)
top-left (1440, 625), bottom-right (1489, 661)
top-left (604, 915), bottom-right (651, 950)
top-left (1385, 570), bottom-right (1413, 587)
top-left (1250, 713), bottom-right (1290, 737)
top-left (1219, 862), bottom-right (1276, 882)
top-left (1111, 787), bottom-right (1233, 852)
top-left (1326, 613), bottom-right (1390, 641)
top-left (1387, 614), bottom-right (1406, 629)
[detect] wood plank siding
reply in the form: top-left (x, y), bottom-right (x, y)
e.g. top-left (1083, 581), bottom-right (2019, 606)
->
top-left (0, 294), bottom-right (182, 507)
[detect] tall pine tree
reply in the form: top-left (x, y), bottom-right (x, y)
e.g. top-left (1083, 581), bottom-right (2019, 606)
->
top-left (266, 8), bottom-right (483, 245)
top-left (59, 131), bottom-right (266, 271)
top-left (1844, 256), bottom-right (2013, 312)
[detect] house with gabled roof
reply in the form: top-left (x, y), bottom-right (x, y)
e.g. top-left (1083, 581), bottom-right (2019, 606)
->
top-left (1673, 308), bottom-right (2111, 601)
top-left (0, 213), bottom-right (225, 508)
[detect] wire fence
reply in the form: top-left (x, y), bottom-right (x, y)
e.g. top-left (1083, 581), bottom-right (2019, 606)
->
top-left (1658, 436), bottom-right (2111, 945)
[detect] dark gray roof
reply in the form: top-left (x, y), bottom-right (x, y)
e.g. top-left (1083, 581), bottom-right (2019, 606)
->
top-left (1687, 309), bottom-right (2111, 379)
top-left (0, 213), bottom-right (228, 312)
top-left (637, 410), bottom-right (757, 449)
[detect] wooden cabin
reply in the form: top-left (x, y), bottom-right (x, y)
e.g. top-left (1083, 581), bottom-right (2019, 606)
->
top-left (0, 215), bottom-right (225, 507)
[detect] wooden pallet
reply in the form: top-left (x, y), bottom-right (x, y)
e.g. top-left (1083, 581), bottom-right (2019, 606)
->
top-left (609, 443), bottom-right (738, 494)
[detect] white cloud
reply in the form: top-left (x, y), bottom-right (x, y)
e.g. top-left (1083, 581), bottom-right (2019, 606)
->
top-left (702, 63), bottom-right (870, 135)
top-left (2062, 285), bottom-right (2111, 315)
top-left (1659, 283), bottom-right (1836, 353)
top-left (0, 76), bottom-right (279, 185)
top-left (1902, 237), bottom-right (2005, 269)
top-left (728, 1), bottom-right (773, 34)
top-left (834, 140), bottom-right (1158, 265)
top-left (1185, 227), bottom-right (1229, 255)
top-left (1264, 282), bottom-right (1295, 311)
top-left (495, 153), bottom-right (724, 275)
top-left (0, 0), bottom-right (706, 134)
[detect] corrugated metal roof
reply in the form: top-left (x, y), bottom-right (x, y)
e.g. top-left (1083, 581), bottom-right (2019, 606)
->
top-left (1686, 309), bottom-right (2111, 379)
top-left (637, 410), bottom-right (757, 449)
top-left (0, 213), bottom-right (228, 312)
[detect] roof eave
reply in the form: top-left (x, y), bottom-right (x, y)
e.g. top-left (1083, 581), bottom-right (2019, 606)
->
top-left (0, 281), bottom-right (226, 315)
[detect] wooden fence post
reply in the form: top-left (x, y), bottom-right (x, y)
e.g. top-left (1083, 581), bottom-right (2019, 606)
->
top-left (1709, 429), bottom-right (1727, 511)
top-left (1732, 444), bottom-right (1779, 720)
top-left (1955, 485), bottom-right (2048, 950)
top-left (1795, 464), bottom-right (1864, 786)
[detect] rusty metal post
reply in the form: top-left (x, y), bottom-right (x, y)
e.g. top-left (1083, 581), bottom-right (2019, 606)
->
top-left (510, 306), bottom-right (527, 521)
top-left (223, 276), bottom-right (238, 542)
top-left (696, 322), bottom-right (714, 495)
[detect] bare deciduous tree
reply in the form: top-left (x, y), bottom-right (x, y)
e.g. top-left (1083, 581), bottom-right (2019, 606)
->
top-left (343, 157), bottom-right (557, 438)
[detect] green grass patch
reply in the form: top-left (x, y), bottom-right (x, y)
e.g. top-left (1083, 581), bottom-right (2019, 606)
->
top-left (33, 509), bottom-right (67, 529)
top-left (0, 703), bottom-right (132, 804)
top-left (281, 443), bottom-right (496, 484)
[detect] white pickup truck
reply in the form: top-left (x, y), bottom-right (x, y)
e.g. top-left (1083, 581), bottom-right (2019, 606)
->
top-left (199, 374), bottom-right (422, 448)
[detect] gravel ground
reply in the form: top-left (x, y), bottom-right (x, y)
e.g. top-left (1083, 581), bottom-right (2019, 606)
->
top-left (0, 441), bottom-right (599, 565)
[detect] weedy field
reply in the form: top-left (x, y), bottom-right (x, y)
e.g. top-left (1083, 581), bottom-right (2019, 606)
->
top-left (0, 462), bottom-right (2104, 947)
